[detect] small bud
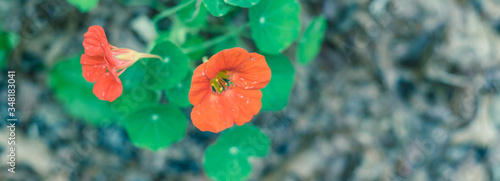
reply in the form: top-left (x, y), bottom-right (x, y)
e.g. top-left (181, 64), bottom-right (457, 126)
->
top-left (110, 48), bottom-right (162, 69)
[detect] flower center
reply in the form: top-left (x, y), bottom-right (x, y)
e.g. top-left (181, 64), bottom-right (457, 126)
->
top-left (210, 70), bottom-right (232, 94)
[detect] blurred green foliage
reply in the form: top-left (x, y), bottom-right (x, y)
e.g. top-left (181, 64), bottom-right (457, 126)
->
top-left (297, 16), bottom-right (327, 64)
top-left (203, 0), bottom-right (232, 17)
top-left (182, 35), bottom-right (207, 60)
top-left (177, 0), bottom-right (209, 27)
top-left (67, 0), bottom-right (99, 12)
top-left (224, 0), bottom-right (261, 8)
top-left (0, 31), bottom-right (19, 70)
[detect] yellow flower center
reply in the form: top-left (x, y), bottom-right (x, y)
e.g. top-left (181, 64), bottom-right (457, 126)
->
top-left (210, 70), bottom-right (232, 94)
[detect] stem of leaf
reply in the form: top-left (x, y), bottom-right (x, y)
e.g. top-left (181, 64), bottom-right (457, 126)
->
top-left (152, 0), bottom-right (196, 23)
top-left (182, 23), bottom-right (251, 54)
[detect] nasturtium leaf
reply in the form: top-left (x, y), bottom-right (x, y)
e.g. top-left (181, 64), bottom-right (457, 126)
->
top-left (110, 61), bottom-right (159, 124)
top-left (203, 0), bottom-right (232, 17)
top-left (261, 54), bottom-right (295, 111)
top-left (110, 86), bottom-right (158, 124)
top-left (177, 0), bottom-right (209, 27)
top-left (166, 71), bottom-right (192, 108)
top-left (119, 62), bottom-right (148, 90)
top-left (49, 56), bottom-right (117, 125)
top-left (182, 36), bottom-right (206, 60)
top-left (203, 125), bottom-right (270, 181)
top-left (224, 0), bottom-right (261, 8)
top-left (67, 0), bottom-right (99, 13)
top-left (249, 0), bottom-right (300, 54)
top-left (0, 32), bottom-right (10, 70)
top-left (145, 40), bottom-right (190, 90)
top-left (124, 105), bottom-right (187, 150)
top-left (297, 16), bottom-right (327, 64)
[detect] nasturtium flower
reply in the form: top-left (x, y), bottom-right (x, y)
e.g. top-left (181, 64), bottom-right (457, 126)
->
top-left (81, 25), bottom-right (161, 102)
top-left (189, 48), bottom-right (271, 133)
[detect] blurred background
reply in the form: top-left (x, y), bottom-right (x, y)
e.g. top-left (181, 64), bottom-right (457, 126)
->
top-left (2, 0), bottom-right (500, 180)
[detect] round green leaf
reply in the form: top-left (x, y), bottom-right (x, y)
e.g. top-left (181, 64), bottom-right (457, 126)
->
top-left (177, 0), bottom-right (209, 27)
top-left (110, 86), bottom-right (159, 124)
top-left (145, 41), bottom-right (190, 90)
top-left (119, 62), bottom-right (148, 90)
top-left (203, 125), bottom-right (270, 181)
top-left (224, 0), bottom-right (261, 8)
top-left (110, 61), bottom-right (159, 124)
top-left (166, 70), bottom-right (192, 108)
top-left (249, 0), bottom-right (300, 54)
top-left (124, 105), bottom-right (187, 150)
top-left (297, 16), bottom-right (327, 64)
top-left (49, 56), bottom-right (117, 125)
top-left (203, 0), bottom-right (232, 17)
top-left (261, 54), bottom-right (294, 111)
top-left (67, 0), bottom-right (99, 12)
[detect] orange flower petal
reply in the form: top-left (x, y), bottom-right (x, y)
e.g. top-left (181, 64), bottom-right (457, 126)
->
top-left (231, 52), bottom-right (271, 90)
top-left (189, 63), bottom-right (212, 106)
top-left (191, 93), bottom-right (239, 133)
top-left (81, 54), bottom-right (107, 83)
top-left (206, 47), bottom-right (250, 79)
top-left (83, 25), bottom-right (109, 56)
top-left (92, 72), bottom-right (123, 102)
top-left (227, 86), bottom-right (262, 125)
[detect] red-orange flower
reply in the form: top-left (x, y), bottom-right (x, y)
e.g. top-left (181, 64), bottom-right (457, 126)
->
top-left (81, 25), bottom-right (161, 102)
top-left (189, 48), bottom-right (271, 133)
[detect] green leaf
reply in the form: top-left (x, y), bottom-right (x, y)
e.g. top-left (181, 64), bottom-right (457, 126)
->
top-left (166, 70), bottom-right (193, 108)
top-left (109, 62), bottom-right (159, 124)
top-left (124, 105), bottom-right (187, 150)
top-left (177, 0), bottom-right (209, 27)
top-left (203, 125), bottom-right (270, 181)
top-left (119, 62), bottom-right (148, 90)
top-left (110, 86), bottom-right (159, 125)
top-left (0, 32), bottom-right (11, 70)
top-left (145, 41), bottom-right (190, 90)
top-left (224, 0), bottom-right (261, 8)
top-left (297, 16), bottom-right (327, 64)
top-left (249, 0), bottom-right (300, 54)
top-left (182, 36), bottom-right (206, 60)
top-left (7, 33), bottom-right (19, 49)
top-left (203, 0), bottom-right (232, 17)
top-left (261, 54), bottom-right (294, 111)
top-left (49, 56), bottom-right (117, 125)
top-left (67, 0), bottom-right (99, 13)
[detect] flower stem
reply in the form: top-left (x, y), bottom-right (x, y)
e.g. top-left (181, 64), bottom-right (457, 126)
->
top-left (181, 23), bottom-right (251, 54)
top-left (153, 0), bottom-right (196, 23)
top-left (138, 53), bottom-right (164, 62)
